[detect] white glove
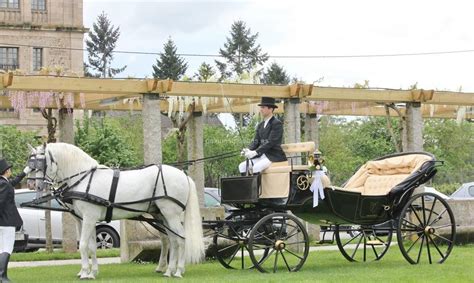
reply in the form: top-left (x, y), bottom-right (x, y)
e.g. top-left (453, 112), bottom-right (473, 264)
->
top-left (23, 166), bottom-right (32, 174)
top-left (244, 150), bottom-right (258, 159)
top-left (240, 148), bottom-right (249, 156)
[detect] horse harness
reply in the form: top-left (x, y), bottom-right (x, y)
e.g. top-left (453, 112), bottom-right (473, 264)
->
top-left (24, 161), bottom-right (187, 238)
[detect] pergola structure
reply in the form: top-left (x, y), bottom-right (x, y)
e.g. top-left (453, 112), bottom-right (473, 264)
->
top-left (1, 73), bottom-right (472, 119)
top-left (1, 73), bottom-right (473, 260)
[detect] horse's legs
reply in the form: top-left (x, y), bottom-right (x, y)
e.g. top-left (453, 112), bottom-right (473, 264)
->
top-left (162, 224), bottom-right (177, 277)
top-left (161, 214), bottom-right (185, 278)
top-left (155, 231), bottom-right (169, 273)
top-left (79, 218), bottom-right (97, 280)
top-left (75, 219), bottom-right (83, 278)
top-left (88, 227), bottom-right (99, 277)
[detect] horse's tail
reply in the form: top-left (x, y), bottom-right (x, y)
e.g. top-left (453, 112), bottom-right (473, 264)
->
top-left (184, 176), bottom-right (205, 264)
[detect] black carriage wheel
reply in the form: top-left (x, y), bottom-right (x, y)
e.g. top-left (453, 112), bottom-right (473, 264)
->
top-left (335, 223), bottom-right (393, 262)
top-left (397, 192), bottom-right (456, 264)
top-left (248, 213), bottom-right (309, 273)
top-left (213, 222), bottom-right (269, 269)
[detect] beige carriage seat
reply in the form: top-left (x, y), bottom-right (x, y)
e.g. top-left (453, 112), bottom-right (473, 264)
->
top-left (334, 154), bottom-right (432, 196)
top-left (260, 142), bottom-right (316, 198)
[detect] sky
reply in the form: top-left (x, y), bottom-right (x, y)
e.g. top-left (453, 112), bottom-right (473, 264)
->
top-left (83, 0), bottom-right (474, 93)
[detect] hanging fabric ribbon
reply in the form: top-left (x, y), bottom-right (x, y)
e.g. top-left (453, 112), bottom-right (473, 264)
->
top-left (310, 170), bottom-right (326, 207)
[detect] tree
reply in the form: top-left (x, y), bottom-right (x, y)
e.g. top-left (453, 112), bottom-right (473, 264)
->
top-left (194, 62), bottom-right (215, 82)
top-left (85, 11), bottom-right (126, 78)
top-left (75, 118), bottom-right (139, 167)
top-left (0, 126), bottom-right (39, 177)
top-left (203, 120), bottom-right (256, 187)
top-left (262, 62), bottom-right (290, 85)
top-left (152, 37), bottom-right (188, 80)
top-left (216, 20), bottom-right (268, 81)
top-left (346, 117), bottom-right (398, 162)
top-left (424, 119), bottom-right (474, 185)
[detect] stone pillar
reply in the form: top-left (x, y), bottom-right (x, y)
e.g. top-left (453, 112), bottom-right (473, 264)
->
top-left (402, 102), bottom-right (424, 152)
top-left (187, 112), bottom-right (205, 208)
top-left (142, 94), bottom-right (162, 164)
top-left (121, 93), bottom-right (162, 262)
top-left (301, 112), bottom-right (322, 242)
top-left (304, 113), bottom-right (319, 149)
top-left (58, 108), bottom-right (78, 253)
top-left (284, 98), bottom-right (301, 164)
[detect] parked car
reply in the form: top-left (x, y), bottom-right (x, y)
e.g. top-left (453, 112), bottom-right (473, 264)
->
top-left (205, 187), bottom-right (235, 217)
top-left (450, 182), bottom-right (474, 199)
top-left (13, 229), bottom-right (28, 253)
top-left (423, 186), bottom-right (450, 200)
top-left (14, 189), bottom-right (121, 251)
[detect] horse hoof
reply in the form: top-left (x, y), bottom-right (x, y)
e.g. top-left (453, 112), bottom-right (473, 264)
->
top-left (163, 271), bottom-right (172, 277)
top-left (155, 266), bottom-right (167, 273)
top-left (173, 272), bottom-right (183, 278)
top-left (80, 273), bottom-right (96, 280)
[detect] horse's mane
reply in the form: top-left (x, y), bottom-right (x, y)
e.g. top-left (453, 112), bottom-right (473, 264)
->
top-left (47, 143), bottom-right (101, 178)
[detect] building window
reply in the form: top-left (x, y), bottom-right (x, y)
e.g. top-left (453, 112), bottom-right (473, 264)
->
top-left (31, 0), bottom-right (46, 11)
top-left (0, 47), bottom-right (19, 71)
top-left (33, 48), bottom-right (42, 71)
top-left (0, 0), bottom-right (19, 9)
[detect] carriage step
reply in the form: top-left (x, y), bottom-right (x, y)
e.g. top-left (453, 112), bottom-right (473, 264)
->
top-left (366, 240), bottom-right (383, 245)
top-left (318, 239), bottom-right (334, 244)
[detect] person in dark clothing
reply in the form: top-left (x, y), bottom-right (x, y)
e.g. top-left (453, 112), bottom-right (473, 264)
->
top-left (0, 159), bottom-right (31, 283)
top-left (239, 97), bottom-right (287, 174)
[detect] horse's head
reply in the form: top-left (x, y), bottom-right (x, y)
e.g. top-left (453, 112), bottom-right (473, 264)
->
top-left (26, 143), bottom-right (57, 191)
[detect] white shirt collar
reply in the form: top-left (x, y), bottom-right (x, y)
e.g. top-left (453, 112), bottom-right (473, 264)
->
top-left (263, 116), bottom-right (273, 128)
top-left (0, 175), bottom-right (8, 181)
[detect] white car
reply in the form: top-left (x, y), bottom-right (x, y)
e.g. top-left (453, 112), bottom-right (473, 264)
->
top-left (450, 182), bottom-right (474, 199)
top-left (14, 189), bottom-right (121, 250)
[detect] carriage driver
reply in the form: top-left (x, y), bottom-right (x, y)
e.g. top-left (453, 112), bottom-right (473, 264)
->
top-left (0, 159), bottom-right (32, 283)
top-left (239, 97), bottom-right (287, 175)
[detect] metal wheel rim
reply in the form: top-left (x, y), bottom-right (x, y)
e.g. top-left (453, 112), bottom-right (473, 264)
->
top-left (96, 232), bottom-right (114, 249)
top-left (248, 212), bottom-right (309, 273)
top-left (335, 224), bottom-right (393, 262)
top-left (397, 192), bottom-right (456, 264)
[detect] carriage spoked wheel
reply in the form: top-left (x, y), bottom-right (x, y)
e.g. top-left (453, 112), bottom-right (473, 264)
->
top-left (213, 220), bottom-right (270, 269)
top-left (213, 224), bottom-right (250, 269)
top-left (397, 192), bottom-right (456, 264)
top-left (247, 213), bottom-right (309, 273)
top-left (335, 223), bottom-right (393, 262)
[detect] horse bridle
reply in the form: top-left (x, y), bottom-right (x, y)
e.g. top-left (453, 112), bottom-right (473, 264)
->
top-left (27, 148), bottom-right (58, 191)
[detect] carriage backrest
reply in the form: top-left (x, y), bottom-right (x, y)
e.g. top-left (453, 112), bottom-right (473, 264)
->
top-left (281, 142), bottom-right (316, 155)
top-left (260, 142), bottom-right (317, 199)
top-left (343, 153), bottom-right (433, 196)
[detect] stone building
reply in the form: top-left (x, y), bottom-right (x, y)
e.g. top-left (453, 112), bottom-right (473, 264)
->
top-left (0, 0), bottom-right (86, 135)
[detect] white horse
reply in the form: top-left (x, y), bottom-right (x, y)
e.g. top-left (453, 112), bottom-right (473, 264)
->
top-left (27, 143), bottom-right (204, 279)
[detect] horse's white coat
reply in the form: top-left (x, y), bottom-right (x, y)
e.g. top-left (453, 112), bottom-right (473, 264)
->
top-left (30, 143), bottom-right (204, 279)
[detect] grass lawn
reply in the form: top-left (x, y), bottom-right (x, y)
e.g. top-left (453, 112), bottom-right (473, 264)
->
top-left (10, 245), bottom-right (473, 283)
top-left (11, 249), bottom-right (120, 262)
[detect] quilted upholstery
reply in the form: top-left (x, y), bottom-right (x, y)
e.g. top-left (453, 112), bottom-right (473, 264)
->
top-left (339, 154), bottom-right (432, 196)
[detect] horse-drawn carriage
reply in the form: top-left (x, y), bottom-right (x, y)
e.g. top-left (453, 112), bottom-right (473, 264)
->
top-left (24, 142), bottom-right (456, 279)
top-left (208, 142), bottom-right (456, 273)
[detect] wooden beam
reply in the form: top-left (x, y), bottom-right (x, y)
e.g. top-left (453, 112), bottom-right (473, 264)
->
top-left (307, 87), bottom-right (474, 106)
top-left (429, 91), bottom-right (474, 106)
top-left (307, 87), bottom-right (412, 103)
top-left (2, 76), bottom-right (172, 95)
top-left (1, 73), bottom-right (13, 88)
top-left (168, 81), bottom-right (293, 98)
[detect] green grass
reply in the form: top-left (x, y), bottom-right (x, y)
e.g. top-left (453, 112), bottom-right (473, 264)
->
top-left (9, 245), bottom-right (474, 282)
top-left (10, 249), bottom-right (120, 262)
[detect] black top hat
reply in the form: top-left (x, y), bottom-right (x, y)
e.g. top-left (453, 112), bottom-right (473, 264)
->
top-left (0, 159), bottom-right (12, 175)
top-left (257, 97), bottom-right (278, 108)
